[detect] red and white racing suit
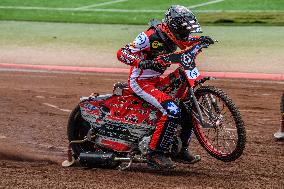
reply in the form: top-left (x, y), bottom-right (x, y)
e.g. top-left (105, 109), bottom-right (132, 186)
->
top-left (117, 23), bottom-right (201, 152)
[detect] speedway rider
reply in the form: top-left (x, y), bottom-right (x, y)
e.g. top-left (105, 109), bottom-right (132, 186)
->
top-left (117, 5), bottom-right (214, 169)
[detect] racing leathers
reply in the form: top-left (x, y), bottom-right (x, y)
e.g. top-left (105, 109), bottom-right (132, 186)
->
top-left (117, 21), bottom-right (201, 154)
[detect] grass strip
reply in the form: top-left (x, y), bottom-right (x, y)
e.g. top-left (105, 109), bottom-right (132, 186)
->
top-left (0, 9), bottom-right (284, 26)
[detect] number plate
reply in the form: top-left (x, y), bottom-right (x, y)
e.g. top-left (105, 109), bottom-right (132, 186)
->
top-left (185, 67), bottom-right (200, 79)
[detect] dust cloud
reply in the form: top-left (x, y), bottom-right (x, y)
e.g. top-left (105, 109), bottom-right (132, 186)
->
top-left (0, 143), bottom-right (60, 164)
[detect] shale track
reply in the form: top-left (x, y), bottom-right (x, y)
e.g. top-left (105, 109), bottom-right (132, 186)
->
top-left (0, 71), bottom-right (283, 189)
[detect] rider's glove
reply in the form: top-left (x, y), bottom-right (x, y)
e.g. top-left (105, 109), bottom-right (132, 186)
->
top-left (138, 60), bottom-right (154, 70)
top-left (200, 36), bottom-right (215, 45)
top-left (138, 59), bottom-right (166, 73)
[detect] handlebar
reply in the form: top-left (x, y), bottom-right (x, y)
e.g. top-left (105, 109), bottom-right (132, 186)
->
top-left (155, 38), bottom-right (218, 66)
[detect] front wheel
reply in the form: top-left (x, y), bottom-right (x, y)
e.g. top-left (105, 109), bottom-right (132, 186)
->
top-left (191, 86), bottom-right (246, 162)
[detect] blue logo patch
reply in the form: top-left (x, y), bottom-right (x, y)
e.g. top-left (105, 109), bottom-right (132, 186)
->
top-left (85, 103), bottom-right (98, 111)
top-left (166, 101), bottom-right (180, 115)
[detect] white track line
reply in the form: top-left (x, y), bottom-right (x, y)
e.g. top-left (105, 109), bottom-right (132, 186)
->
top-left (0, 6), bottom-right (77, 11)
top-left (0, 6), bottom-right (283, 13)
top-left (78, 0), bottom-right (223, 10)
top-left (76, 0), bottom-right (128, 10)
top-left (188, 0), bottom-right (225, 9)
top-left (43, 103), bottom-right (71, 113)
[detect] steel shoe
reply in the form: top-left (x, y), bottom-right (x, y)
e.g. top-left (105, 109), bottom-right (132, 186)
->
top-left (174, 147), bottom-right (201, 164)
top-left (147, 151), bottom-right (175, 169)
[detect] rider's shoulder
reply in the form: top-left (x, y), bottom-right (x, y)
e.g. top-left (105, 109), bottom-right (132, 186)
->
top-left (132, 32), bottom-right (151, 50)
top-left (130, 19), bottom-right (162, 50)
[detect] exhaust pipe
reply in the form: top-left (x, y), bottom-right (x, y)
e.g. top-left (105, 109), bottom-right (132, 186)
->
top-left (79, 152), bottom-right (116, 167)
top-left (79, 152), bottom-right (147, 169)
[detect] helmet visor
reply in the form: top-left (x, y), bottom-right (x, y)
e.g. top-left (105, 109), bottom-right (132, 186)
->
top-left (187, 19), bottom-right (202, 33)
top-left (171, 19), bottom-right (202, 41)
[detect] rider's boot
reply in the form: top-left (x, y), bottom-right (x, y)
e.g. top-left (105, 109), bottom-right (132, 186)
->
top-left (147, 150), bottom-right (175, 169)
top-left (175, 147), bottom-right (201, 164)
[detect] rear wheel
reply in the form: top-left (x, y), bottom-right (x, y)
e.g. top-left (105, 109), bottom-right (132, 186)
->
top-left (67, 105), bottom-right (120, 168)
top-left (191, 86), bottom-right (246, 162)
top-left (67, 105), bottom-right (95, 159)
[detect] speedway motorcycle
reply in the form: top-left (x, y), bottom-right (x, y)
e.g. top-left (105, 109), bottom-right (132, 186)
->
top-left (62, 41), bottom-right (246, 170)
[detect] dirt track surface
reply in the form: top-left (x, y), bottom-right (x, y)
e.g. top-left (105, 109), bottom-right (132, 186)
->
top-left (0, 71), bottom-right (284, 189)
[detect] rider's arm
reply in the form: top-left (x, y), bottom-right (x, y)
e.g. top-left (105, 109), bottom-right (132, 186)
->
top-left (116, 46), bottom-right (141, 66)
top-left (117, 31), bottom-right (151, 67)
